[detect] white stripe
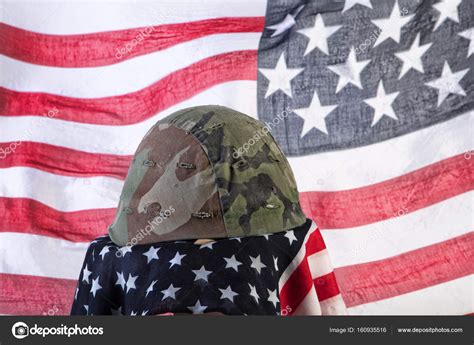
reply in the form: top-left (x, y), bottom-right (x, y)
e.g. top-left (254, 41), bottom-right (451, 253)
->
top-left (278, 221), bottom-right (318, 288)
top-left (2, 0), bottom-right (266, 34)
top-left (0, 81), bottom-right (258, 155)
top-left (1, 33), bottom-right (260, 97)
top-left (0, 232), bottom-right (88, 280)
top-left (348, 276), bottom-right (474, 315)
top-left (320, 192), bottom-right (473, 268)
top-left (290, 112), bottom-right (473, 192)
top-left (320, 295), bottom-right (348, 315)
top-left (0, 167), bottom-right (122, 211)
top-left (292, 288), bottom-right (322, 315)
top-left (307, 249), bottom-right (334, 279)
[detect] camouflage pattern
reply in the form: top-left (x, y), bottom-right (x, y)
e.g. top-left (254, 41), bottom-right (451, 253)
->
top-left (109, 105), bottom-right (306, 246)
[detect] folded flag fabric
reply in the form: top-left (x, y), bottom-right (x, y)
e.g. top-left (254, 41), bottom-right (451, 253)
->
top-left (71, 219), bottom-right (346, 315)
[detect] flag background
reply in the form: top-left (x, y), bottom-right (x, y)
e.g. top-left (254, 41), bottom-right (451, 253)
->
top-left (0, 0), bottom-right (472, 315)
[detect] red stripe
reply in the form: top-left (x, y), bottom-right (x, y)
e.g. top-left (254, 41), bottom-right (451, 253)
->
top-left (279, 227), bottom-right (330, 313)
top-left (0, 142), bottom-right (132, 179)
top-left (0, 18), bottom-right (264, 67)
top-left (335, 233), bottom-right (474, 307)
top-left (0, 273), bottom-right (76, 315)
top-left (0, 50), bottom-right (257, 125)
top-left (313, 272), bottom-right (341, 302)
top-left (0, 198), bottom-right (113, 243)
top-left (300, 153), bottom-right (473, 229)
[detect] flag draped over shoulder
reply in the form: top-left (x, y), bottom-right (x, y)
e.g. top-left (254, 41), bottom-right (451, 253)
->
top-left (0, 0), bottom-right (472, 315)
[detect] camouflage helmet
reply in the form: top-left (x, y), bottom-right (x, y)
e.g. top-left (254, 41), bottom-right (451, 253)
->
top-left (109, 105), bottom-right (306, 246)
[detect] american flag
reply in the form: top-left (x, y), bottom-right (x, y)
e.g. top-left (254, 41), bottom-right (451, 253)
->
top-left (0, 0), bottom-right (472, 315)
top-left (71, 220), bottom-right (346, 316)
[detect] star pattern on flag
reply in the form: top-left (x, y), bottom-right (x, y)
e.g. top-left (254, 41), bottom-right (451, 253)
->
top-left (293, 90), bottom-right (338, 136)
top-left (342, 0), bottom-right (373, 13)
top-left (364, 81), bottom-right (400, 126)
top-left (82, 265), bottom-right (92, 284)
top-left (327, 47), bottom-right (371, 93)
top-left (458, 28), bottom-right (474, 57)
top-left (90, 277), bottom-right (102, 297)
top-left (161, 284), bottom-right (181, 300)
top-left (297, 14), bottom-right (341, 56)
top-left (143, 246), bottom-right (160, 264)
top-left (224, 255), bottom-right (242, 272)
top-left (187, 300), bottom-right (208, 314)
top-left (125, 274), bottom-right (138, 293)
top-left (250, 255), bottom-right (267, 274)
top-left (99, 246), bottom-right (110, 260)
top-left (266, 5), bottom-right (304, 38)
top-left (192, 265), bottom-right (212, 282)
top-left (259, 53), bottom-right (304, 98)
top-left (394, 33), bottom-right (432, 79)
top-left (425, 61), bottom-right (469, 107)
top-left (432, 0), bottom-right (462, 31)
top-left (219, 285), bottom-right (239, 303)
top-left (73, 221), bottom-right (313, 315)
top-left (169, 251), bottom-right (186, 268)
top-left (371, 0), bottom-right (414, 47)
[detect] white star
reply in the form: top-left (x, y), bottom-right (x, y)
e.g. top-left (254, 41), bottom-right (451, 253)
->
top-left (145, 280), bottom-right (158, 297)
top-left (219, 285), bottom-right (239, 303)
top-left (90, 277), bottom-right (102, 297)
top-left (364, 81), bottom-right (400, 126)
top-left (432, 0), bottom-right (462, 31)
top-left (117, 246), bottom-right (132, 258)
top-left (259, 53), bottom-right (304, 98)
top-left (99, 246), bottom-right (110, 260)
top-left (263, 234), bottom-right (270, 240)
top-left (224, 255), bottom-right (243, 272)
top-left (141, 310), bottom-right (149, 315)
top-left (192, 265), bottom-right (212, 282)
top-left (284, 230), bottom-right (298, 245)
top-left (248, 283), bottom-right (260, 303)
top-left (161, 284), bottom-right (181, 300)
top-left (199, 241), bottom-right (215, 249)
top-left (297, 14), bottom-right (341, 56)
top-left (84, 305), bottom-right (89, 314)
top-left (342, 0), bottom-right (373, 12)
top-left (74, 287), bottom-right (79, 300)
top-left (125, 274), bottom-right (138, 293)
top-left (394, 33), bottom-right (432, 79)
top-left (82, 265), bottom-right (92, 284)
top-left (267, 288), bottom-right (279, 308)
top-left (328, 47), bottom-right (371, 93)
top-left (187, 300), bottom-right (208, 314)
top-left (425, 61), bottom-right (469, 107)
top-left (273, 256), bottom-right (279, 271)
top-left (130, 311), bottom-right (137, 316)
top-left (372, 0), bottom-right (414, 47)
top-left (293, 90), bottom-right (338, 136)
top-left (267, 5), bottom-right (304, 37)
top-left (231, 237), bottom-right (242, 243)
top-left (143, 246), bottom-right (160, 264)
top-left (169, 251), bottom-right (186, 268)
top-left (250, 255), bottom-right (267, 274)
top-left (115, 271), bottom-right (126, 290)
top-left (459, 28), bottom-right (474, 57)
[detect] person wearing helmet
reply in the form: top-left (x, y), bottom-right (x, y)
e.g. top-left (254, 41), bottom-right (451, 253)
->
top-left (71, 105), bottom-right (346, 315)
